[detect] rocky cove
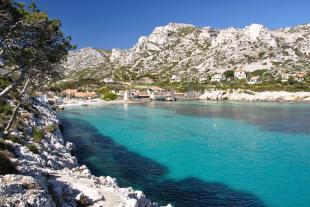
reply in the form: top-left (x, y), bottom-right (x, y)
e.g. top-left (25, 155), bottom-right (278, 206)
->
top-left (199, 90), bottom-right (310, 102)
top-left (0, 98), bottom-right (170, 207)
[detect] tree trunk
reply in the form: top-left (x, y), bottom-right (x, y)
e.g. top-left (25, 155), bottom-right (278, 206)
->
top-left (4, 102), bottom-right (20, 135)
top-left (0, 83), bottom-right (14, 98)
top-left (3, 79), bottom-right (30, 135)
top-left (0, 68), bottom-right (25, 99)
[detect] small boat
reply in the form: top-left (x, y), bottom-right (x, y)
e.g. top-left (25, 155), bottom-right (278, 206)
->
top-left (166, 97), bottom-right (176, 101)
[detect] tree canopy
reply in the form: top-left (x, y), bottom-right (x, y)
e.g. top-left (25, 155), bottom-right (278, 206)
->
top-left (0, 0), bottom-right (73, 134)
top-left (0, 0), bottom-right (74, 98)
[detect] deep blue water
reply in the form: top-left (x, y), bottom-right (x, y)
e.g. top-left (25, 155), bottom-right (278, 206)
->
top-left (59, 102), bottom-right (310, 207)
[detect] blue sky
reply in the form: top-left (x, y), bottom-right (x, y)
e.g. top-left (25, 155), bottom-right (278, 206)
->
top-left (24, 0), bottom-right (310, 49)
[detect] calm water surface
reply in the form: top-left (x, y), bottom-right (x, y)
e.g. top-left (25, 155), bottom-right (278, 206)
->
top-left (59, 101), bottom-right (310, 207)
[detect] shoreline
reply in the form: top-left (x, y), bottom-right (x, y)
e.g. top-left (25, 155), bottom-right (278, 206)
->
top-left (57, 99), bottom-right (125, 108)
top-left (0, 98), bottom-right (170, 207)
top-left (199, 90), bottom-right (310, 103)
top-left (57, 99), bottom-right (152, 109)
top-left (57, 90), bottom-right (310, 110)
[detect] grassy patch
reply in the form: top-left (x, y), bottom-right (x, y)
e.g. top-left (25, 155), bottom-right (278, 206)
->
top-left (3, 135), bottom-right (23, 144)
top-left (32, 128), bottom-right (44, 143)
top-left (45, 124), bottom-right (57, 133)
top-left (101, 92), bottom-right (117, 101)
top-left (0, 101), bottom-right (12, 115)
top-left (97, 88), bottom-right (118, 101)
top-left (76, 194), bottom-right (90, 207)
top-left (26, 144), bottom-right (39, 154)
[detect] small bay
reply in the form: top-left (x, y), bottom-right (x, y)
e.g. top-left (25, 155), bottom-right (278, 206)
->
top-left (59, 102), bottom-right (310, 207)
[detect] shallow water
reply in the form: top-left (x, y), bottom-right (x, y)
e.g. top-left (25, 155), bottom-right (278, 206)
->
top-left (59, 101), bottom-right (310, 207)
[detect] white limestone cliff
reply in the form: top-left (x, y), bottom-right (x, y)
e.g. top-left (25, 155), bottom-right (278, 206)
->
top-left (0, 99), bottom-right (170, 207)
top-left (64, 23), bottom-right (310, 80)
top-left (200, 90), bottom-right (310, 102)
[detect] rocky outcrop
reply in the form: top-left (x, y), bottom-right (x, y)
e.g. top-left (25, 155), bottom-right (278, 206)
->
top-left (0, 174), bottom-right (54, 207)
top-left (63, 23), bottom-right (310, 80)
top-left (200, 90), bottom-right (310, 102)
top-left (0, 98), bottom-right (169, 207)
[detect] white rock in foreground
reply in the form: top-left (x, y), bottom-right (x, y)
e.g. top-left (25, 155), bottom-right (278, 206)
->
top-left (0, 98), bottom-right (170, 207)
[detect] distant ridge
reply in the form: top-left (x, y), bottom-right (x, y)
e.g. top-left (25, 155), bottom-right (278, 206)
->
top-left (64, 23), bottom-right (310, 81)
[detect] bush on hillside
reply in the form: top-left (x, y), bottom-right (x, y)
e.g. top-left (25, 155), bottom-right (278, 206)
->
top-left (26, 144), bottom-right (39, 154)
top-left (224, 70), bottom-right (234, 79)
top-left (97, 88), bottom-right (118, 101)
top-left (0, 101), bottom-right (12, 116)
top-left (101, 92), bottom-right (118, 101)
top-left (96, 88), bottom-right (110, 95)
top-left (45, 124), bottom-right (57, 133)
top-left (32, 129), bottom-right (44, 143)
top-left (288, 76), bottom-right (297, 85)
top-left (4, 135), bottom-right (23, 144)
top-left (76, 194), bottom-right (90, 207)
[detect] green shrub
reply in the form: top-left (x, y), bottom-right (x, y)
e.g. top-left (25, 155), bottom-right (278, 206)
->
top-left (96, 87), bottom-right (110, 95)
top-left (76, 194), bottom-right (90, 207)
top-left (250, 69), bottom-right (268, 77)
top-left (0, 150), bottom-right (18, 175)
top-left (0, 78), bottom-right (11, 88)
top-left (45, 124), bottom-right (57, 133)
top-left (101, 92), bottom-right (117, 101)
top-left (0, 101), bottom-right (12, 116)
top-left (96, 87), bottom-right (118, 101)
top-left (32, 129), bottom-right (44, 143)
top-left (288, 76), bottom-right (297, 85)
top-left (4, 135), bottom-right (23, 144)
top-left (224, 70), bottom-right (234, 79)
top-left (26, 144), bottom-right (39, 154)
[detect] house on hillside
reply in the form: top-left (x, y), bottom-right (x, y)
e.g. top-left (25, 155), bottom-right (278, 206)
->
top-left (128, 89), bottom-right (140, 99)
top-left (210, 73), bottom-right (226, 82)
top-left (234, 69), bottom-right (246, 80)
top-left (248, 76), bottom-right (261, 84)
top-left (281, 73), bottom-right (289, 82)
top-left (74, 92), bottom-right (97, 99)
top-left (137, 92), bottom-right (150, 99)
top-left (281, 73), bottom-right (295, 82)
top-left (295, 72), bottom-right (305, 82)
top-left (147, 86), bottom-right (165, 95)
top-left (170, 75), bottom-right (182, 83)
top-left (103, 78), bottom-right (114, 84)
top-left (147, 86), bottom-right (166, 101)
top-left (61, 89), bottom-right (78, 98)
top-left (199, 77), bottom-right (209, 83)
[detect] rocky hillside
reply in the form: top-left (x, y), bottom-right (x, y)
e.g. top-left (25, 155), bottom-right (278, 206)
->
top-left (64, 23), bottom-right (310, 81)
top-left (0, 98), bottom-right (169, 207)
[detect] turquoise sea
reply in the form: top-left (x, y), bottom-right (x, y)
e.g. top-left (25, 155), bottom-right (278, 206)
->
top-left (59, 101), bottom-right (310, 207)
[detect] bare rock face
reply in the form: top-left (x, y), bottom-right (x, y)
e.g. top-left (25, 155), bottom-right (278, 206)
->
top-left (46, 166), bottom-right (155, 207)
top-left (200, 90), bottom-right (310, 102)
top-left (0, 98), bottom-right (169, 207)
top-left (0, 174), bottom-right (54, 207)
top-left (63, 23), bottom-right (310, 81)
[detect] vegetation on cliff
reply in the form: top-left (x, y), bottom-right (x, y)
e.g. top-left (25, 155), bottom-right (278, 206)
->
top-left (0, 0), bottom-right (73, 136)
